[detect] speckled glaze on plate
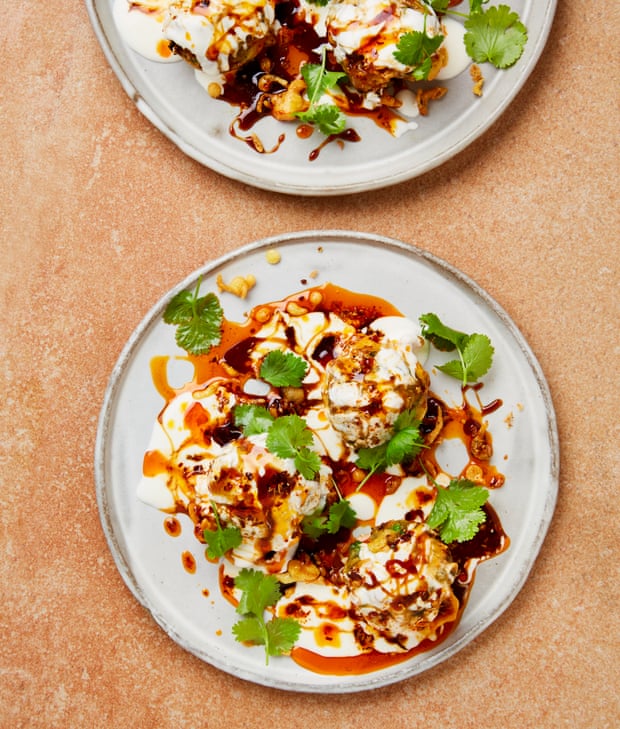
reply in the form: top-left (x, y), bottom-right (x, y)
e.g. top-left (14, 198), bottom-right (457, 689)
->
top-left (85, 1), bottom-right (556, 195)
top-left (94, 230), bottom-right (558, 692)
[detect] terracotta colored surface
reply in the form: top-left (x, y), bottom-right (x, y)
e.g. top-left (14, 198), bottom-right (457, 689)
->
top-left (1, 2), bottom-right (618, 728)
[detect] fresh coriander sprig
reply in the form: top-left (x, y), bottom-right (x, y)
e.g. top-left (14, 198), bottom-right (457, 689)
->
top-left (295, 47), bottom-right (347, 136)
top-left (355, 410), bottom-right (425, 487)
top-left (419, 312), bottom-right (494, 386)
top-left (233, 407), bottom-right (322, 480)
top-left (260, 350), bottom-right (309, 388)
top-left (302, 481), bottom-right (357, 539)
top-left (423, 0), bottom-right (527, 70)
top-left (203, 501), bottom-right (242, 560)
top-left (464, 4), bottom-right (527, 69)
top-left (393, 14), bottom-right (444, 81)
top-left (232, 568), bottom-right (301, 663)
top-left (233, 403), bottom-right (275, 436)
top-left (266, 415), bottom-right (322, 480)
top-left (427, 478), bottom-right (489, 543)
top-left (163, 278), bottom-right (223, 356)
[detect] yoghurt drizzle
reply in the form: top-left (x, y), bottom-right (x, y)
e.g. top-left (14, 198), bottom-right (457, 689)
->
top-left (113, 0), bottom-right (471, 151)
top-left (138, 283), bottom-right (509, 674)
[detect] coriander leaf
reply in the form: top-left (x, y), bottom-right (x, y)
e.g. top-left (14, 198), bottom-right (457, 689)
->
top-left (355, 410), bottom-right (423, 486)
top-left (295, 48), bottom-right (348, 137)
top-left (420, 313), bottom-right (494, 385)
top-left (163, 279), bottom-right (223, 355)
top-left (326, 498), bottom-right (357, 534)
top-left (266, 415), bottom-right (313, 458)
top-left (419, 312), bottom-right (466, 351)
top-left (461, 333), bottom-right (494, 381)
top-left (464, 4), bottom-right (527, 69)
top-left (385, 411), bottom-right (424, 465)
top-left (469, 0), bottom-right (488, 13)
top-left (301, 511), bottom-right (328, 540)
top-left (297, 103), bottom-right (347, 136)
top-left (393, 29), bottom-right (444, 80)
top-left (260, 350), bottom-right (308, 387)
top-left (294, 447), bottom-right (322, 480)
top-left (265, 415), bottom-right (321, 480)
top-left (232, 569), bottom-right (300, 663)
top-left (234, 404), bottom-right (275, 436)
top-left (203, 502), bottom-right (242, 559)
top-left (427, 479), bottom-right (489, 543)
top-left (356, 442), bottom-right (388, 481)
top-left (435, 358), bottom-right (467, 381)
top-left (300, 54), bottom-right (346, 105)
top-left (427, 0), bottom-right (450, 11)
top-left (436, 332), bottom-right (494, 384)
top-left (234, 568), bottom-right (281, 616)
top-left (265, 617), bottom-right (302, 657)
top-left (232, 616), bottom-right (265, 645)
top-left (302, 498), bottom-right (357, 539)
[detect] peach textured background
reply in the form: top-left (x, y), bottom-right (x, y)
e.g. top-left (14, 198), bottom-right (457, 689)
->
top-left (1, 2), bottom-right (618, 728)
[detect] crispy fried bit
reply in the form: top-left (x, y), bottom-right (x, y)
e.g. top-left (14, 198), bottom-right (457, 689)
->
top-left (216, 273), bottom-right (256, 299)
top-left (265, 248), bottom-right (281, 265)
top-left (287, 301), bottom-right (308, 316)
top-left (416, 86), bottom-right (448, 116)
top-left (285, 559), bottom-right (321, 583)
top-left (471, 427), bottom-right (493, 461)
top-left (470, 64), bottom-right (484, 97)
top-left (465, 464), bottom-right (484, 483)
top-left (207, 82), bottom-right (222, 99)
top-left (427, 46), bottom-right (449, 81)
top-left (282, 386), bottom-right (305, 404)
top-left (308, 290), bottom-right (323, 306)
top-left (254, 305), bottom-right (272, 323)
top-left (267, 78), bottom-right (309, 121)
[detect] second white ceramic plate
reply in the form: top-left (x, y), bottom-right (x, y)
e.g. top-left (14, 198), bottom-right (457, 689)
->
top-left (85, 1), bottom-right (556, 194)
top-left (95, 230), bottom-right (558, 692)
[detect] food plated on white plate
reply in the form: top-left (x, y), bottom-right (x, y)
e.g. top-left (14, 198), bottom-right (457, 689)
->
top-left (95, 233), bottom-right (558, 689)
top-left (113, 0), bottom-right (528, 154)
top-left (137, 279), bottom-right (509, 673)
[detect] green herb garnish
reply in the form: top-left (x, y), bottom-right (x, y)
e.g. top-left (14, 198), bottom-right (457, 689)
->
top-left (232, 568), bottom-right (301, 663)
top-left (427, 478), bottom-right (489, 543)
top-left (356, 410), bottom-right (425, 486)
top-left (464, 3), bottom-right (527, 68)
top-left (419, 312), bottom-right (494, 386)
top-left (296, 48), bottom-right (347, 136)
top-left (393, 18), bottom-right (445, 81)
top-left (302, 497), bottom-right (357, 539)
top-left (233, 403), bottom-right (275, 436)
top-left (266, 414), bottom-right (322, 480)
top-left (259, 350), bottom-right (309, 388)
top-left (163, 278), bottom-right (223, 356)
top-left (203, 502), bottom-right (242, 560)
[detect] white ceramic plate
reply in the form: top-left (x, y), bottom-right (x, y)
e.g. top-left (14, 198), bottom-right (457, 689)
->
top-left (95, 230), bottom-right (558, 692)
top-left (85, 1), bottom-right (556, 195)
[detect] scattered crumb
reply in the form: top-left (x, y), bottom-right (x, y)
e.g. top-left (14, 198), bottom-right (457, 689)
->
top-left (317, 246), bottom-right (323, 252)
top-left (216, 273), bottom-right (256, 299)
top-left (416, 86), bottom-right (448, 116)
top-left (504, 412), bottom-right (514, 428)
top-left (517, 402), bottom-right (524, 412)
top-left (265, 248), bottom-right (281, 265)
top-left (309, 269), bottom-right (318, 279)
top-left (470, 64), bottom-right (484, 96)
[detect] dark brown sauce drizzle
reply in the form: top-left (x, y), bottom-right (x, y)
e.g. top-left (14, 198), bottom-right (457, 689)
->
top-left (150, 282), bottom-right (509, 675)
top-left (211, 0), bottom-right (403, 156)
